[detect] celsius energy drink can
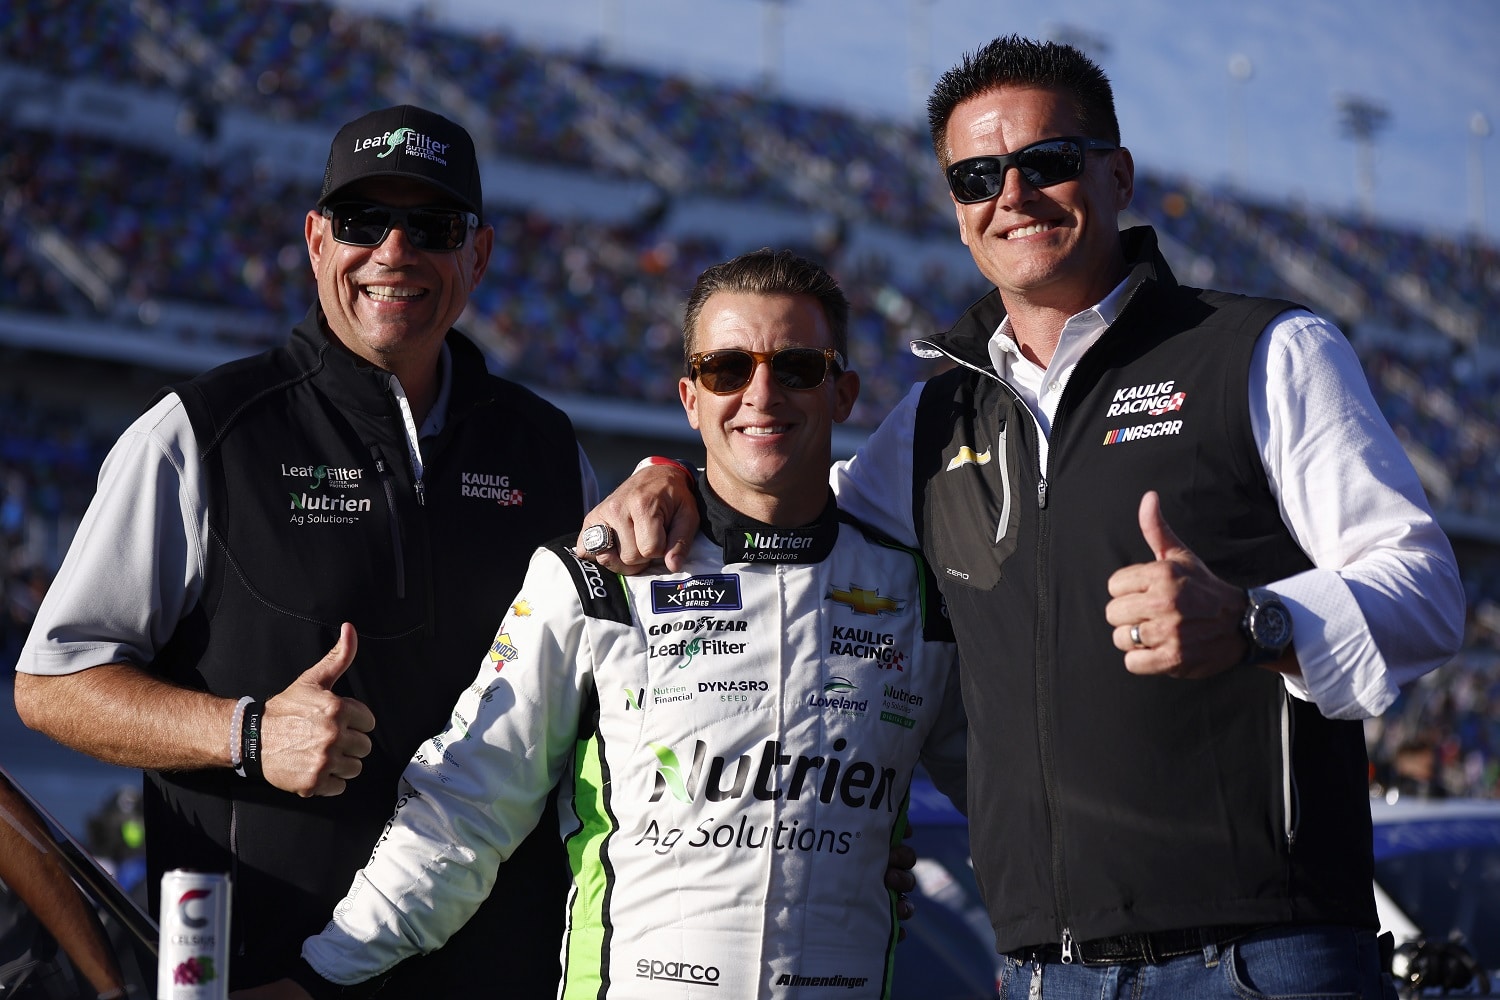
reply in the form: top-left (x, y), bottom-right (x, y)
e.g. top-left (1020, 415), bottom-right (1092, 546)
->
top-left (157, 870), bottom-right (231, 999)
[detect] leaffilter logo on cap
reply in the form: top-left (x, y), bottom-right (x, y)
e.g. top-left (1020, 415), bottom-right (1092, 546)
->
top-left (378, 128), bottom-right (414, 158)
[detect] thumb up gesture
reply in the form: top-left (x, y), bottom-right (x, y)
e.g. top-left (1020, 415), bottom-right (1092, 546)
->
top-left (261, 623), bottom-right (376, 796)
top-left (1104, 492), bottom-right (1250, 679)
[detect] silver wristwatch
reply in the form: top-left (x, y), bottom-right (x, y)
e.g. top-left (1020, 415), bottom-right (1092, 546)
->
top-left (1239, 587), bottom-right (1293, 667)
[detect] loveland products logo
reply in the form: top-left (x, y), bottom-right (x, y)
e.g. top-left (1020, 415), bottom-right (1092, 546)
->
top-left (810, 676), bottom-right (867, 717)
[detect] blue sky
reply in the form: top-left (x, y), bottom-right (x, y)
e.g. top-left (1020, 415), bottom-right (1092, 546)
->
top-left (336, 0), bottom-right (1500, 242)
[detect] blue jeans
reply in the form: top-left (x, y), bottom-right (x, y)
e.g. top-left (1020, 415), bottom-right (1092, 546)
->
top-left (996, 925), bottom-right (1397, 999)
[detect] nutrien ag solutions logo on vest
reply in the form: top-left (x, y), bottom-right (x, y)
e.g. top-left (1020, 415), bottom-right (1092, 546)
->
top-left (283, 462), bottom-right (370, 525)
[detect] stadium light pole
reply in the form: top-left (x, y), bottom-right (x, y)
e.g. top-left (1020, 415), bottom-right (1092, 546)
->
top-left (598, 0), bottom-right (620, 60)
top-left (1471, 111), bottom-right (1491, 238)
top-left (909, 0), bottom-right (933, 121)
top-left (1337, 95), bottom-right (1391, 221)
top-left (758, 0), bottom-right (790, 94)
top-left (1227, 54), bottom-right (1252, 190)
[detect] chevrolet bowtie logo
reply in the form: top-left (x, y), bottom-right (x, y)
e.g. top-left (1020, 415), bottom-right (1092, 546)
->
top-left (827, 585), bottom-right (906, 617)
top-left (945, 446), bottom-right (992, 471)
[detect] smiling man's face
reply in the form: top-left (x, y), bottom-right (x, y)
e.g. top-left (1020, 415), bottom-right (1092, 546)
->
top-left (946, 85), bottom-right (1132, 318)
top-left (680, 291), bottom-right (857, 527)
top-left (305, 176), bottom-right (492, 374)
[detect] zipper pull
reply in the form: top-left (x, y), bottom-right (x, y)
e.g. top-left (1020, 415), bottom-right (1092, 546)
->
top-left (1028, 956), bottom-right (1042, 999)
top-left (1060, 927), bottom-right (1075, 964)
top-left (415, 478), bottom-right (426, 506)
top-left (1036, 478), bottom-right (1049, 509)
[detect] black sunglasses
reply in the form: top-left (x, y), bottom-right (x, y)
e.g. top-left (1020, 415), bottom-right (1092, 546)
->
top-left (687, 347), bottom-right (845, 395)
top-left (945, 136), bottom-right (1118, 204)
top-left (321, 202), bottom-right (479, 251)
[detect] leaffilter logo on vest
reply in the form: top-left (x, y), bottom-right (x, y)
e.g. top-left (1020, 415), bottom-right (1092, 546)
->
top-left (281, 463), bottom-right (363, 490)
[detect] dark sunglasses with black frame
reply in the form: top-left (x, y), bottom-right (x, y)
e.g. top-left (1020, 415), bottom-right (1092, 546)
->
top-left (687, 347), bottom-right (846, 395)
top-left (945, 136), bottom-right (1118, 205)
top-left (321, 202), bottom-right (480, 251)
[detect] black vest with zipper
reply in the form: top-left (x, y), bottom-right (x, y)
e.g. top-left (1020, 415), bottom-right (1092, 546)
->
top-left (911, 227), bottom-right (1375, 953)
top-left (147, 308), bottom-right (583, 994)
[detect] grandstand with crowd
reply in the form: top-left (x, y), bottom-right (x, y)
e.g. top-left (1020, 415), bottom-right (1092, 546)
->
top-left (2, 0), bottom-right (1499, 801)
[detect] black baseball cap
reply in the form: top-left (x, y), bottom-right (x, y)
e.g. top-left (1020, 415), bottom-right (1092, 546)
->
top-left (318, 105), bottom-right (482, 215)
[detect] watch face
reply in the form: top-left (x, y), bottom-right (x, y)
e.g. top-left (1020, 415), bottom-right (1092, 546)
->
top-left (1254, 602), bottom-right (1293, 650)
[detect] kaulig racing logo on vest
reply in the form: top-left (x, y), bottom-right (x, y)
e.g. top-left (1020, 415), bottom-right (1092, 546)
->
top-left (1101, 378), bottom-right (1188, 446)
top-left (460, 470), bottom-right (524, 506)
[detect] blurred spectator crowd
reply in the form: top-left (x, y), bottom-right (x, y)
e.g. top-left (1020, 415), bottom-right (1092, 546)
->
top-left (3, 0), bottom-right (1500, 798)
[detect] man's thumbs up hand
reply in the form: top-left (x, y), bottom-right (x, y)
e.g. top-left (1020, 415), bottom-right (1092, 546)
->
top-left (261, 623), bottom-right (376, 796)
top-left (1105, 493), bottom-right (1250, 679)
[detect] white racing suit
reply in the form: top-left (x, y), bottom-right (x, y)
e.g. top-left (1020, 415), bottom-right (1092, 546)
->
top-left (303, 486), bottom-right (967, 999)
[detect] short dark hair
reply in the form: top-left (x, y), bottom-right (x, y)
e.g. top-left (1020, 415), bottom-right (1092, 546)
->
top-left (927, 34), bottom-right (1120, 169)
top-left (682, 248), bottom-right (850, 365)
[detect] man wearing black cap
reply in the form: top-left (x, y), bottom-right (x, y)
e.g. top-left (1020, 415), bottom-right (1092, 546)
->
top-left (14, 105), bottom-right (596, 995)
